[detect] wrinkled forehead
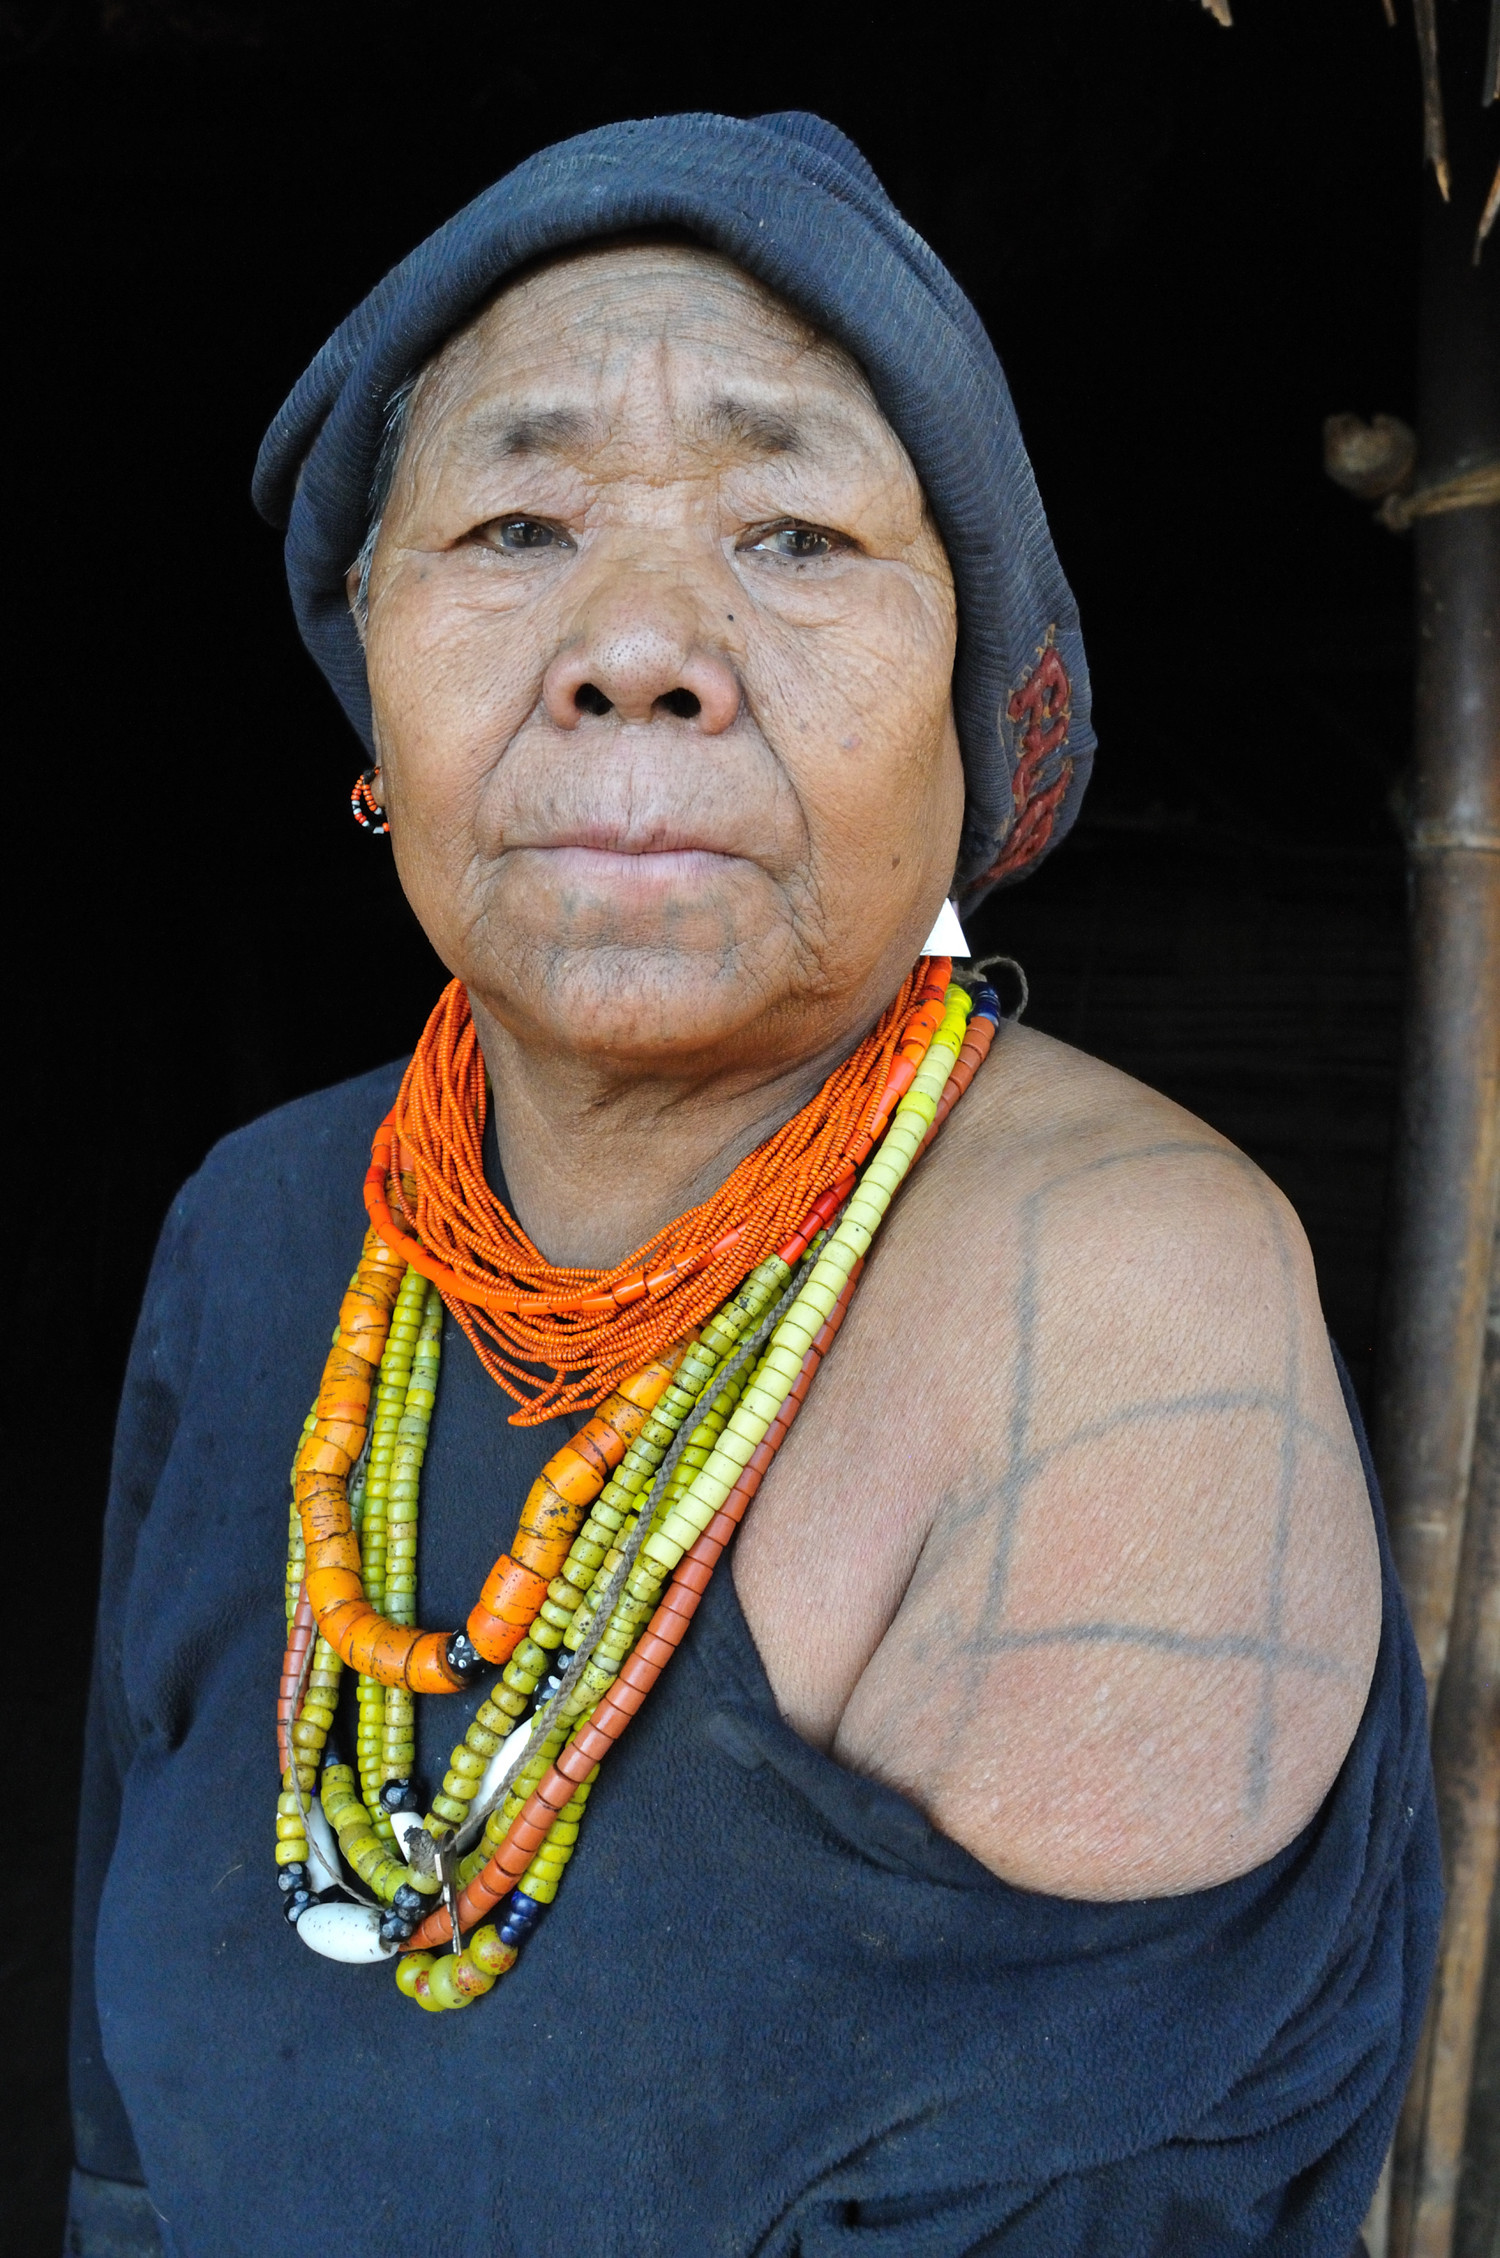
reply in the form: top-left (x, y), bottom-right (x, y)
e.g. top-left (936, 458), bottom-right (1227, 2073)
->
top-left (400, 239), bottom-right (906, 480)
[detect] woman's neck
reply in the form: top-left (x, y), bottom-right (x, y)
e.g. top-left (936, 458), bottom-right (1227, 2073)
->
top-left (471, 996), bottom-right (864, 1268)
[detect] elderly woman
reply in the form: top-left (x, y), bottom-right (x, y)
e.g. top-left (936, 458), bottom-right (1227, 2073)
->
top-left (69, 113), bottom-right (1436, 2258)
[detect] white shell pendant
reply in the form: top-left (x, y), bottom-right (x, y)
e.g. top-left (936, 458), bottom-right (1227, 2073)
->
top-left (476, 1715), bottom-right (538, 1809)
top-left (304, 1798), bottom-right (342, 1894)
top-left (295, 1902), bottom-right (397, 1963)
top-left (921, 898), bottom-right (970, 959)
top-left (389, 1808), bottom-right (426, 1861)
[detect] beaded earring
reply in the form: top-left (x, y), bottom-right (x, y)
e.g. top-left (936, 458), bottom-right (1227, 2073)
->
top-left (351, 768), bottom-right (389, 834)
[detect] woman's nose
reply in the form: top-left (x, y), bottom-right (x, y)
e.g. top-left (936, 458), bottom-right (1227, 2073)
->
top-left (541, 596), bottom-right (742, 735)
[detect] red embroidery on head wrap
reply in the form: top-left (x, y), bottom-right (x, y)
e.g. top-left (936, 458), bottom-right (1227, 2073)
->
top-left (1009, 643), bottom-right (1071, 762)
top-left (979, 632), bottom-right (1074, 887)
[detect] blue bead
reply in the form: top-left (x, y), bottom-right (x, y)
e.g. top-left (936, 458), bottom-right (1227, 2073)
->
top-left (510, 1893), bottom-right (540, 1919)
top-left (972, 985), bottom-right (1001, 1020)
top-left (499, 1925), bottom-right (521, 1947)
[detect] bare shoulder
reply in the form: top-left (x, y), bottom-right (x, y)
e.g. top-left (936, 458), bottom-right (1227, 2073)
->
top-left (744, 1021), bottom-right (1381, 1900)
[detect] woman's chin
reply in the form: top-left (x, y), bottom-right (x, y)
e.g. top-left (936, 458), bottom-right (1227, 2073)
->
top-left (467, 921), bottom-right (808, 1064)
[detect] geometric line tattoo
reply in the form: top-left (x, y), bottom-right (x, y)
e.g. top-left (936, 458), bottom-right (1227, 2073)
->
top-left (956, 1138), bottom-right (1356, 1817)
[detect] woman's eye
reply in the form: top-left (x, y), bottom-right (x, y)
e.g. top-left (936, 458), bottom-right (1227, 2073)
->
top-left (745, 523), bottom-right (843, 561)
top-left (478, 517), bottom-right (573, 552)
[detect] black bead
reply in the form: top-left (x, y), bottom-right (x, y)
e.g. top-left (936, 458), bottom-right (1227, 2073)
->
top-left (379, 1777), bottom-right (409, 1811)
top-left (277, 1862), bottom-right (308, 1893)
top-left (392, 1883), bottom-right (424, 1918)
top-left (379, 1914), bottom-right (414, 1944)
top-left (445, 1631), bottom-right (486, 1682)
top-left (282, 1889), bottom-right (314, 1925)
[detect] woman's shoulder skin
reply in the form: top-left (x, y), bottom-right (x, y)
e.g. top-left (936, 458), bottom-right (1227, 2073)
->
top-left (734, 1018), bottom-right (1382, 1900)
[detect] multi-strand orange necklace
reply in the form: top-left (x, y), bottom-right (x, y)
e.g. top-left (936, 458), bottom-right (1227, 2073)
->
top-left (276, 959), bottom-right (1003, 2006)
top-left (365, 963), bottom-right (941, 1422)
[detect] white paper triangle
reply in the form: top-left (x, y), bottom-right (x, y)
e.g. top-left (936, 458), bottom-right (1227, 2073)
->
top-left (921, 898), bottom-right (970, 959)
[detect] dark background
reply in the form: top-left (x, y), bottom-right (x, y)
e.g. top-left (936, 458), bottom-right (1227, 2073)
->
top-left (2, 0), bottom-right (1445, 2245)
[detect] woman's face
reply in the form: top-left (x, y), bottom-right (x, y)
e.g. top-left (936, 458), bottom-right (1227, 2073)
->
top-left (357, 241), bottom-right (964, 1074)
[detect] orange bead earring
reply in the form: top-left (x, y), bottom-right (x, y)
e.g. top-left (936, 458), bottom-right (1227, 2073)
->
top-left (351, 767), bottom-right (389, 834)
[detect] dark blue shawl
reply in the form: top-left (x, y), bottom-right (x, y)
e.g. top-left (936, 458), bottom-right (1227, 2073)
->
top-left (69, 1068), bottom-right (1440, 2257)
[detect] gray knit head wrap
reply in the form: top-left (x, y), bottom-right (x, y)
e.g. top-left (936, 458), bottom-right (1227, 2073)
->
top-left (253, 109), bottom-right (1093, 901)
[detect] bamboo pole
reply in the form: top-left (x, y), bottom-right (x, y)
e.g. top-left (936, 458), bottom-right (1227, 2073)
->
top-left (1392, 1234), bottom-right (1500, 2258)
top-left (1381, 14), bottom-right (1500, 2253)
top-left (1373, 78), bottom-right (1500, 1717)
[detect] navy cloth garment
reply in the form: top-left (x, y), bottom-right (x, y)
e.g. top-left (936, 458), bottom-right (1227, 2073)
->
top-left (251, 110), bottom-right (1092, 902)
top-left (70, 1065), bottom-right (1439, 2258)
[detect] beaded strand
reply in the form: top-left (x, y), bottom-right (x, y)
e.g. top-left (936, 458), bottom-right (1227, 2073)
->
top-left (366, 962), bottom-right (946, 1421)
top-left (272, 973), bottom-right (1002, 1988)
top-left (407, 1255), bottom-right (866, 1983)
top-left (291, 970), bottom-right (955, 1692)
top-left (421, 1250), bottom-right (799, 1851)
top-left (401, 984), bottom-right (985, 1975)
top-left (355, 1264), bottom-right (429, 1828)
top-left (379, 1282), bottom-right (444, 1800)
top-left (275, 1264), bottom-right (446, 1936)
